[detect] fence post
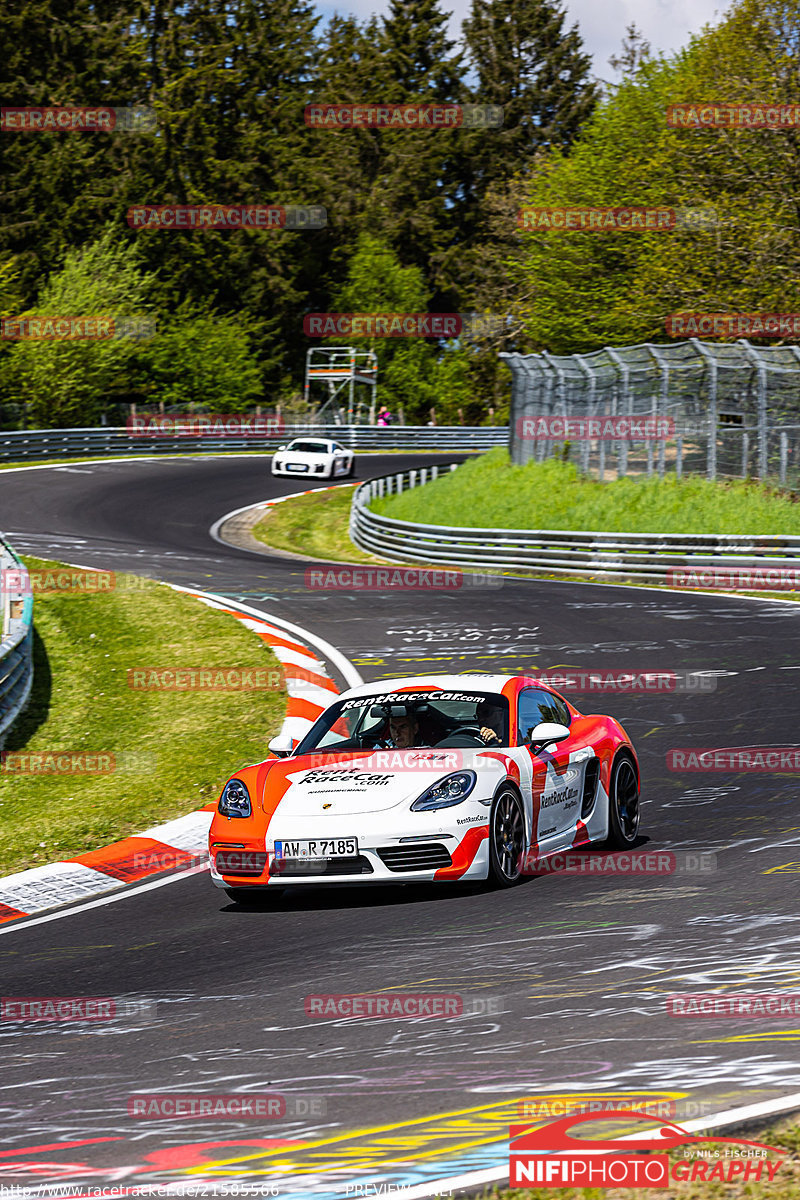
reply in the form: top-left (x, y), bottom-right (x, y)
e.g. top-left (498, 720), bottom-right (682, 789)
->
top-left (741, 340), bottom-right (768, 479)
top-left (690, 338), bottom-right (717, 481)
top-left (676, 435), bottom-right (683, 479)
top-left (742, 432), bottom-right (749, 478)
top-left (606, 348), bottom-right (629, 478)
top-left (576, 355), bottom-right (595, 475)
top-left (780, 431), bottom-right (788, 487)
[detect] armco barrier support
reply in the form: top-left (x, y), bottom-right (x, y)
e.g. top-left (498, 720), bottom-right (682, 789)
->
top-left (0, 539), bottom-right (33, 745)
top-left (0, 425), bottom-right (507, 461)
top-left (350, 464), bottom-right (800, 583)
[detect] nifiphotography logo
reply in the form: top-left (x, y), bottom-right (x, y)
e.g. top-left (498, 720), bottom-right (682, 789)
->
top-left (509, 1109), bottom-right (786, 1188)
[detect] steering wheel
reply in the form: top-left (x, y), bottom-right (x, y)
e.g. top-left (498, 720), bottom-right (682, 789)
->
top-left (434, 723), bottom-right (487, 749)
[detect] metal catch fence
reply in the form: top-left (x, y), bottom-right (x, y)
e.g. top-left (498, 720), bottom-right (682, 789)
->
top-left (501, 338), bottom-right (800, 485)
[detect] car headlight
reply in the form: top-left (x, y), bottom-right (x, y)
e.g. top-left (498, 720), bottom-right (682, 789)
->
top-left (218, 778), bottom-right (251, 818)
top-left (410, 770), bottom-right (477, 811)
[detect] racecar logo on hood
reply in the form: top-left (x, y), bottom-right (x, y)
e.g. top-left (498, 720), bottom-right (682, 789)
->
top-left (300, 768), bottom-right (391, 789)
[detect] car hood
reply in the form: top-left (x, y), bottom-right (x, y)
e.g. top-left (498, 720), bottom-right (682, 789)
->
top-left (262, 749), bottom-right (491, 816)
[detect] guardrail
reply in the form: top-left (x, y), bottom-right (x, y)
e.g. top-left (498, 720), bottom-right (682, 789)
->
top-left (350, 464), bottom-right (800, 583)
top-left (0, 539), bottom-right (33, 744)
top-left (0, 425), bottom-right (507, 461)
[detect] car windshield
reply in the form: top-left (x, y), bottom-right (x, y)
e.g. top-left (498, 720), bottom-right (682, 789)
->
top-left (288, 440), bottom-right (329, 453)
top-left (294, 690), bottom-right (510, 754)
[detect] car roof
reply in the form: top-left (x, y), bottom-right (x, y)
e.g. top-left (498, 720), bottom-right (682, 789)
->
top-left (337, 674), bottom-right (517, 700)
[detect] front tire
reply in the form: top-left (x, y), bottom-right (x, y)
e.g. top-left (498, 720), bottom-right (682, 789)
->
top-left (488, 788), bottom-right (526, 887)
top-left (605, 754), bottom-right (640, 847)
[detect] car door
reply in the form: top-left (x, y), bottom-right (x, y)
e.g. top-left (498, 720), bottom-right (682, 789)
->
top-left (517, 687), bottom-right (587, 854)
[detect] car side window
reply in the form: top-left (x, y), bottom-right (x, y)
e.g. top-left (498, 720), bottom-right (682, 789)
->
top-left (517, 688), bottom-right (571, 744)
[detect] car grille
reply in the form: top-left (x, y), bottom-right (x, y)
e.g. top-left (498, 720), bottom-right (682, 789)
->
top-left (270, 855), bottom-right (373, 877)
top-left (215, 850), bottom-right (268, 876)
top-left (377, 843), bottom-right (453, 872)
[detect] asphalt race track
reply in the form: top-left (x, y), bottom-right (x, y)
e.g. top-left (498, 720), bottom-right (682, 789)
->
top-left (1, 453), bottom-right (799, 1197)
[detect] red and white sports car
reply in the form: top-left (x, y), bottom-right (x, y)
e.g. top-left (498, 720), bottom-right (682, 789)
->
top-left (209, 674), bottom-right (641, 899)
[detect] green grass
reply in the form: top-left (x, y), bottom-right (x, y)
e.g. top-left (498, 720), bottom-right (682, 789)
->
top-left (0, 558), bottom-right (285, 875)
top-left (252, 486), bottom-right (384, 563)
top-left (373, 449), bottom-right (800, 536)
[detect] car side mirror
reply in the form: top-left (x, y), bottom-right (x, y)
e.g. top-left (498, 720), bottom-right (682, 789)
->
top-left (268, 733), bottom-right (295, 758)
top-left (527, 722), bottom-right (570, 752)
top-left (276, 444), bottom-right (287, 452)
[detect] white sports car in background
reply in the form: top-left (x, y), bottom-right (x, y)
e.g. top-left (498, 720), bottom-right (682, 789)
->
top-left (271, 437), bottom-right (355, 479)
top-left (209, 674), bottom-right (641, 900)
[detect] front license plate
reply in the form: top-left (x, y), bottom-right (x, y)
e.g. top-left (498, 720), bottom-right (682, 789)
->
top-left (275, 838), bottom-right (358, 858)
top-left (286, 463), bottom-right (308, 471)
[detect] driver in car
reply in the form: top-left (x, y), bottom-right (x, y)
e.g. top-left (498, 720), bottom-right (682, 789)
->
top-left (388, 711), bottom-right (423, 748)
top-left (477, 700), bottom-right (505, 746)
